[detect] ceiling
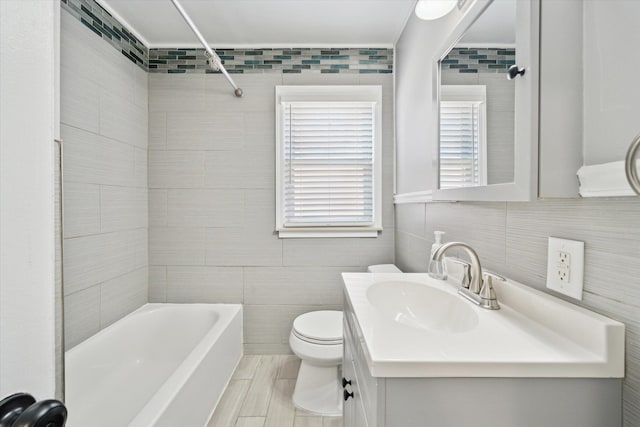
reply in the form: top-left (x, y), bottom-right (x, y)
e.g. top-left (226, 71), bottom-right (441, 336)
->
top-left (459, 0), bottom-right (516, 47)
top-left (97, 0), bottom-right (418, 48)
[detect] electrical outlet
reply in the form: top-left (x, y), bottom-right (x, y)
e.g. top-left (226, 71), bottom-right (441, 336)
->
top-left (546, 237), bottom-right (584, 300)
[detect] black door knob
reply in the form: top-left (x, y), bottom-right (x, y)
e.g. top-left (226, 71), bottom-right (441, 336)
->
top-left (344, 389), bottom-right (354, 401)
top-left (507, 64), bottom-right (526, 80)
top-left (342, 377), bottom-right (352, 388)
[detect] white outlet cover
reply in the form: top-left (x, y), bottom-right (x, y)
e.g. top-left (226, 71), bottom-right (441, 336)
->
top-left (546, 237), bottom-right (585, 300)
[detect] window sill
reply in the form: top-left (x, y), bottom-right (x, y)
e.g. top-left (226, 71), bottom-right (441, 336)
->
top-left (276, 227), bottom-right (382, 239)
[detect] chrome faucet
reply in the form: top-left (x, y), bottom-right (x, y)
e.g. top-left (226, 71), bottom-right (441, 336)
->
top-left (429, 242), bottom-right (502, 310)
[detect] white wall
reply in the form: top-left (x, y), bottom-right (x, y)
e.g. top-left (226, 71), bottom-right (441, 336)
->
top-left (60, 11), bottom-right (149, 349)
top-left (0, 0), bottom-right (58, 398)
top-left (148, 72), bottom-right (395, 354)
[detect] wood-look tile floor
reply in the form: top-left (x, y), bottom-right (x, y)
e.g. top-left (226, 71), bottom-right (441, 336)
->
top-left (207, 355), bottom-right (343, 427)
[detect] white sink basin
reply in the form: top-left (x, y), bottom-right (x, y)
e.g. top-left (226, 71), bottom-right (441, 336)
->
top-left (342, 272), bottom-right (625, 378)
top-left (366, 281), bottom-right (478, 334)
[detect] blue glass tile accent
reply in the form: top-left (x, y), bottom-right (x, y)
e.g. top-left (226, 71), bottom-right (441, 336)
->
top-left (443, 47), bottom-right (515, 74)
top-left (63, 2), bottom-right (393, 75)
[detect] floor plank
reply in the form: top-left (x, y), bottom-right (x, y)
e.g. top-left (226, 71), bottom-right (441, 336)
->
top-left (233, 355), bottom-right (261, 380)
top-left (323, 417), bottom-right (343, 427)
top-left (277, 355), bottom-right (301, 379)
top-left (234, 417), bottom-right (265, 427)
top-left (207, 379), bottom-right (251, 427)
top-left (264, 379), bottom-right (296, 427)
top-left (208, 355), bottom-right (342, 427)
top-left (294, 416), bottom-right (323, 427)
top-left (239, 355), bottom-right (281, 417)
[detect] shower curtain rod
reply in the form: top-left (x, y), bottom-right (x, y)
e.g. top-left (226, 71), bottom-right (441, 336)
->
top-left (170, 0), bottom-right (243, 97)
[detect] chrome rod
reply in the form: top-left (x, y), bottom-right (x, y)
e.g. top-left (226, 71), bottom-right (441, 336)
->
top-left (625, 133), bottom-right (640, 195)
top-left (169, 0), bottom-right (243, 97)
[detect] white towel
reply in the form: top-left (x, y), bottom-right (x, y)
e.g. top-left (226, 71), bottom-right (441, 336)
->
top-left (577, 160), bottom-right (640, 197)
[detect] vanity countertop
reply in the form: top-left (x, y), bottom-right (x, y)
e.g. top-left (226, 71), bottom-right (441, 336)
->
top-left (342, 272), bottom-right (625, 378)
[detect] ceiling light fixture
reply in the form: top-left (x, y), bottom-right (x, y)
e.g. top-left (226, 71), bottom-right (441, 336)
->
top-left (414, 0), bottom-right (457, 20)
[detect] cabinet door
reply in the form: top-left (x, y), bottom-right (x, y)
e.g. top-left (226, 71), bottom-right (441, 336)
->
top-left (343, 358), bottom-right (355, 426)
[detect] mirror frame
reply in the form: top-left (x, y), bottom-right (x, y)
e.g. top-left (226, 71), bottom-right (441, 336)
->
top-left (432, 0), bottom-right (540, 202)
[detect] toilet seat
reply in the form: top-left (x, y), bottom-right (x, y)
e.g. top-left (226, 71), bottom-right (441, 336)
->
top-left (292, 311), bottom-right (343, 345)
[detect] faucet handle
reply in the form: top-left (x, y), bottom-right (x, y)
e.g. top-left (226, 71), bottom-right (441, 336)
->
top-left (449, 258), bottom-right (472, 288)
top-left (479, 271), bottom-right (504, 310)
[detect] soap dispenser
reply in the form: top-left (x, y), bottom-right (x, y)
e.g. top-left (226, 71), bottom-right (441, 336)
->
top-left (428, 231), bottom-right (447, 279)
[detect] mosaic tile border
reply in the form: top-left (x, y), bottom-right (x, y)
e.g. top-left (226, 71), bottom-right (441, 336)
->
top-left (61, 0), bottom-right (148, 70)
top-left (442, 47), bottom-right (515, 74)
top-left (61, 0), bottom-right (393, 74)
top-left (148, 48), bottom-right (393, 74)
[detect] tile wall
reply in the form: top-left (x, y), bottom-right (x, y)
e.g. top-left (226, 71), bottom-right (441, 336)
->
top-left (147, 71), bottom-right (395, 353)
top-left (148, 48), bottom-right (393, 74)
top-left (441, 47), bottom-right (516, 73)
top-left (60, 11), bottom-right (149, 349)
top-left (61, 0), bottom-right (147, 69)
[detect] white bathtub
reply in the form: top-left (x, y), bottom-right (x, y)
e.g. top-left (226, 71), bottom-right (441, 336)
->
top-left (65, 303), bottom-right (242, 427)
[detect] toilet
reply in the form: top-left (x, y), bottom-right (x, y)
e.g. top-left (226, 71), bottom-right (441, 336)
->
top-left (289, 264), bottom-right (401, 416)
top-left (290, 310), bottom-right (343, 416)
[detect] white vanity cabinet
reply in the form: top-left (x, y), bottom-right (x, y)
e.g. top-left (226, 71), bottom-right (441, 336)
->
top-left (342, 285), bottom-right (623, 427)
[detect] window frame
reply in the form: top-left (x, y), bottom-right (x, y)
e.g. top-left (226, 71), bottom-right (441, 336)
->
top-left (439, 84), bottom-right (488, 189)
top-left (275, 85), bottom-right (383, 238)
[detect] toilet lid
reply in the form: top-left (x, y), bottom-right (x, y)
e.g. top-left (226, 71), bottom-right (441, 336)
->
top-left (293, 310), bottom-right (343, 343)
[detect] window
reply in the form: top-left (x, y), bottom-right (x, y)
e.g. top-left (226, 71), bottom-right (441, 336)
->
top-left (275, 86), bottom-right (382, 238)
top-left (439, 85), bottom-right (487, 189)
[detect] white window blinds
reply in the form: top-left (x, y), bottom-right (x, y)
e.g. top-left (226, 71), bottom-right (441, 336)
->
top-left (281, 101), bottom-right (376, 227)
top-left (439, 85), bottom-right (487, 189)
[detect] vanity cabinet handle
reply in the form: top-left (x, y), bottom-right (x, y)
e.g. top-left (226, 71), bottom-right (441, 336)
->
top-left (342, 378), bottom-right (352, 388)
top-left (344, 390), bottom-right (354, 401)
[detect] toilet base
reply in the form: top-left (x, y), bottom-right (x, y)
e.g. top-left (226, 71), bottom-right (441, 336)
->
top-left (292, 361), bottom-right (342, 416)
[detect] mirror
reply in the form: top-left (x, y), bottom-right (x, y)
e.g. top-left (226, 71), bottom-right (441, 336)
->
top-left (432, 0), bottom-right (539, 202)
top-left (438, 0), bottom-right (516, 189)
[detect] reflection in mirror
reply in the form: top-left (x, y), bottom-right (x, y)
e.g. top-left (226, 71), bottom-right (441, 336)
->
top-left (438, 0), bottom-right (516, 189)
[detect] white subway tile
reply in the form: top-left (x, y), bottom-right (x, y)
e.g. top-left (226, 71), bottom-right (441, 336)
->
top-left (100, 268), bottom-right (148, 328)
top-left (204, 150), bottom-right (274, 189)
top-left (149, 227), bottom-right (206, 266)
top-left (64, 285), bottom-right (100, 349)
top-left (167, 189), bottom-right (244, 227)
top-left (244, 267), bottom-right (359, 305)
top-left (62, 124), bottom-right (135, 187)
top-left (149, 266), bottom-right (167, 303)
top-left (166, 266), bottom-right (243, 303)
top-left (64, 230), bottom-right (138, 295)
top-left (148, 150), bottom-right (205, 189)
top-left (100, 90), bottom-right (148, 149)
top-left (205, 228), bottom-right (282, 267)
top-left (63, 182), bottom-right (100, 238)
top-left (100, 186), bottom-right (148, 233)
top-left (166, 111), bottom-right (244, 151)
